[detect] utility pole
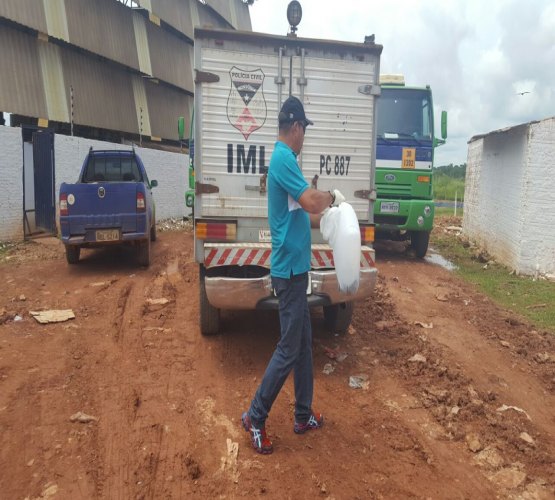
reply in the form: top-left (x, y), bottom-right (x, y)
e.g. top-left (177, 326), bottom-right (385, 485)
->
top-left (139, 107), bottom-right (143, 147)
top-left (70, 85), bottom-right (74, 136)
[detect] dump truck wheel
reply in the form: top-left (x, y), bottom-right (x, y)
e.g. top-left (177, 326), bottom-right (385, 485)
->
top-left (150, 222), bottom-right (157, 242)
top-left (65, 245), bottom-right (80, 264)
top-left (199, 266), bottom-right (220, 335)
top-left (410, 231), bottom-right (430, 258)
top-left (323, 302), bottom-right (353, 335)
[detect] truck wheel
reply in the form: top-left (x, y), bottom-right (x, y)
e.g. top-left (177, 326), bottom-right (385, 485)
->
top-left (137, 238), bottom-right (151, 267)
top-left (323, 302), bottom-right (353, 335)
top-left (410, 231), bottom-right (430, 258)
top-left (199, 266), bottom-right (220, 335)
top-left (65, 245), bottom-right (80, 264)
top-left (150, 222), bottom-right (157, 242)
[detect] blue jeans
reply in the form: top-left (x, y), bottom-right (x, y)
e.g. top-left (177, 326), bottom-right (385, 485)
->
top-left (248, 272), bottom-right (313, 426)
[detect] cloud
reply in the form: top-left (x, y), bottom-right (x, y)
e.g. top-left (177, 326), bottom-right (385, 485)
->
top-left (249, 0), bottom-right (555, 165)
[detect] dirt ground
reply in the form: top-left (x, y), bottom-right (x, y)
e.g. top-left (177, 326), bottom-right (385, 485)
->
top-left (1, 227), bottom-right (554, 500)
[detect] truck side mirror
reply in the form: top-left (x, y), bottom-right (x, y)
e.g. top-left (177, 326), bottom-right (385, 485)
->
top-left (151, 180), bottom-right (158, 188)
top-left (441, 110), bottom-right (448, 140)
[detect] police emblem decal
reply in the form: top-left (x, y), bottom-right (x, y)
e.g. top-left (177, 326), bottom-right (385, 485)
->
top-left (227, 67), bottom-right (266, 140)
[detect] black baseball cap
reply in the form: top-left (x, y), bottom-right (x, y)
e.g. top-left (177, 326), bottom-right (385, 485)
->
top-left (278, 96), bottom-right (314, 127)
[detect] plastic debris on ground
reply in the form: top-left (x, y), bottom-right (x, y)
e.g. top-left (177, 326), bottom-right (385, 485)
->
top-left (349, 374), bottom-right (369, 389)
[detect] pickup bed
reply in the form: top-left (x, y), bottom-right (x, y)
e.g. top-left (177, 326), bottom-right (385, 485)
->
top-left (59, 149), bottom-right (157, 266)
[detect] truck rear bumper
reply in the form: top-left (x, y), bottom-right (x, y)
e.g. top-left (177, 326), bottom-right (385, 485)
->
top-left (205, 267), bottom-right (378, 310)
top-left (61, 232), bottom-right (147, 246)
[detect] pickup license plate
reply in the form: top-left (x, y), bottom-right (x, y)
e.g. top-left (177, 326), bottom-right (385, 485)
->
top-left (96, 229), bottom-right (120, 242)
top-left (380, 202), bottom-right (400, 214)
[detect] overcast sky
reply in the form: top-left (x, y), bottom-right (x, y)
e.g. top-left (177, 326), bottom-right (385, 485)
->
top-left (249, 0), bottom-right (555, 166)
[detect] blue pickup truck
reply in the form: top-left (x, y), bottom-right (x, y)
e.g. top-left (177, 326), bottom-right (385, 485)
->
top-left (59, 149), bottom-right (157, 266)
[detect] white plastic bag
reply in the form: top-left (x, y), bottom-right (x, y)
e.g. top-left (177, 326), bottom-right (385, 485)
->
top-left (320, 203), bottom-right (361, 294)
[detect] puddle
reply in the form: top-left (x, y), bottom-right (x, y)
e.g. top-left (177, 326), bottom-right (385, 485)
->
top-left (425, 249), bottom-right (458, 271)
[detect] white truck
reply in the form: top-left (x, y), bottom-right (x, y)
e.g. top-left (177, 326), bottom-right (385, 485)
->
top-left (193, 26), bottom-right (382, 335)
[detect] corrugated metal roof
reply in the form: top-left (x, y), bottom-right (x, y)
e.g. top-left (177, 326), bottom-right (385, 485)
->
top-left (0, 26), bottom-right (47, 117)
top-left (43, 0), bottom-right (69, 41)
top-left (133, 11), bottom-right (152, 75)
top-left (0, 0), bottom-right (251, 142)
top-left (64, 0), bottom-right (140, 73)
top-left (38, 40), bottom-right (69, 122)
top-left (145, 80), bottom-right (192, 140)
top-left (61, 47), bottom-right (139, 134)
top-left (147, 21), bottom-right (194, 92)
top-left (205, 0), bottom-right (251, 30)
top-left (150, 0), bottom-right (197, 40)
top-left (468, 119), bottom-right (545, 143)
top-left (0, 0), bottom-right (47, 34)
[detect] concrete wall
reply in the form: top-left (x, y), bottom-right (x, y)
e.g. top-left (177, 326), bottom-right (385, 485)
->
top-left (520, 118), bottom-right (555, 275)
top-left (0, 125), bottom-right (189, 241)
top-left (0, 126), bottom-right (23, 241)
top-left (463, 117), bottom-right (555, 276)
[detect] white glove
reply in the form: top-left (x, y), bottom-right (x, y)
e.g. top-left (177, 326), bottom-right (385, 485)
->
top-left (330, 189), bottom-right (345, 207)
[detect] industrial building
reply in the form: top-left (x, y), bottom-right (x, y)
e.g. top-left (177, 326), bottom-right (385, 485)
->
top-left (0, 0), bottom-right (252, 148)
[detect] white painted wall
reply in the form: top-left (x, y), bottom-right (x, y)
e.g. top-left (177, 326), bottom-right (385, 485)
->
top-left (0, 126), bottom-right (23, 241)
top-left (0, 126), bottom-right (190, 241)
top-left (463, 117), bottom-right (555, 276)
top-left (519, 118), bottom-right (555, 275)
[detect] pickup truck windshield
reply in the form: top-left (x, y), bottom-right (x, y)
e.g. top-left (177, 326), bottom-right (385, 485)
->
top-left (83, 156), bottom-right (142, 183)
top-left (377, 88), bottom-right (433, 142)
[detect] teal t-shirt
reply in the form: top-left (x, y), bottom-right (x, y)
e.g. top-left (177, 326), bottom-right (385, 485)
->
top-left (268, 141), bottom-right (310, 278)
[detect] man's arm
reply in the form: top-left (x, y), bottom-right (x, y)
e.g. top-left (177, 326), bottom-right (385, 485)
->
top-left (298, 188), bottom-right (333, 214)
top-left (309, 213), bottom-right (322, 228)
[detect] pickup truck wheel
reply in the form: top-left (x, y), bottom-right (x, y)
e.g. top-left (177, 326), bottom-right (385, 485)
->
top-left (65, 245), bottom-right (80, 264)
top-left (137, 238), bottom-right (151, 267)
top-left (150, 222), bottom-right (157, 242)
top-left (199, 267), bottom-right (220, 335)
top-left (410, 230), bottom-right (430, 258)
top-left (323, 302), bottom-right (353, 335)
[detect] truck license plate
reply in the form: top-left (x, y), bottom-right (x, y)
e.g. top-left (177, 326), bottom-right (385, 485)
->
top-left (96, 229), bottom-right (120, 242)
top-left (380, 202), bottom-right (400, 214)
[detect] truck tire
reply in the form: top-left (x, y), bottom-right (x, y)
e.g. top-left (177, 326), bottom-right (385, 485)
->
top-left (137, 238), bottom-right (151, 267)
top-left (65, 245), bottom-right (80, 264)
top-left (323, 302), bottom-right (353, 335)
top-left (410, 230), bottom-right (430, 258)
top-left (150, 221), bottom-right (157, 242)
top-left (199, 266), bottom-right (220, 335)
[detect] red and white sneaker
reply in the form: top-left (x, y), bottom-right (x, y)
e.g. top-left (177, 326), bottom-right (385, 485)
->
top-left (294, 411), bottom-right (324, 434)
top-left (242, 412), bottom-right (273, 454)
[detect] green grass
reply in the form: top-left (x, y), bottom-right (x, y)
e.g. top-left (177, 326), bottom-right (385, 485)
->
top-left (434, 206), bottom-right (463, 217)
top-left (434, 174), bottom-right (465, 201)
top-left (0, 242), bottom-right (12, 261)
top-left (431, 215), bottom-right (555, 333)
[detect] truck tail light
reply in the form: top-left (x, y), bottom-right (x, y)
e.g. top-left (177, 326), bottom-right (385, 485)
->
top-left (196, 221), bottom-right (237, 241)
top-left (60, 193), bottom-right (68, 216)
top-left (360, 224), bottom-right (375, 244)
top-left (136, 192), bottom-right (145, 212)
top-left (417, 175), bottom-right (430, 183)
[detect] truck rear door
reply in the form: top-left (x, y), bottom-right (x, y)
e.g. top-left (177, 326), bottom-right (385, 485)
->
top-left (194, 29), bottom-right (381, 223)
